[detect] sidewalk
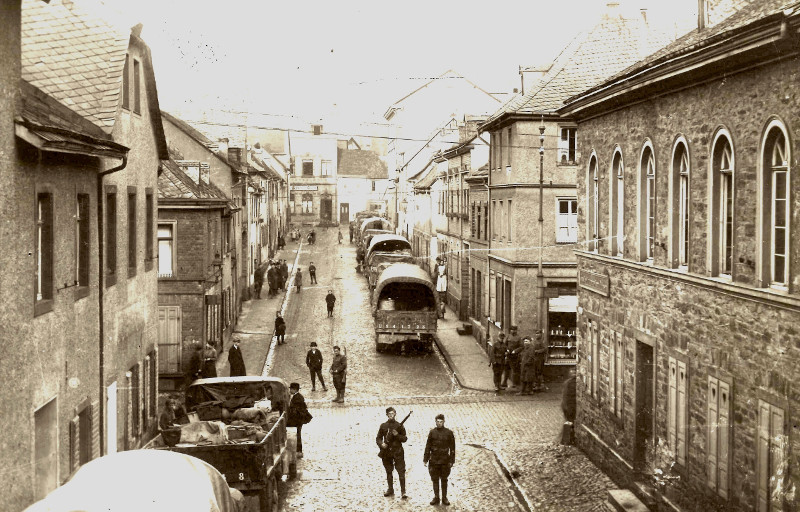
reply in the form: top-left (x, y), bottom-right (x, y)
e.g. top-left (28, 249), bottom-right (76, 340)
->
top-left (215, 240), bottom-right (302, 377)
top-left (432, 304), bottom-right (496, 392)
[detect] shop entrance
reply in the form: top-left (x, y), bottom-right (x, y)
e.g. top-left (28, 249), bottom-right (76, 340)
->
top-left (320, 197), bottom-right (333, 223)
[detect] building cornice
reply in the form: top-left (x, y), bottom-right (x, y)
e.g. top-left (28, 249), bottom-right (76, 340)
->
top-left (489, 182), bottom-right (577, 190)
top-left (577, 250), bottom-right (800, 312)
top-left (489, 253), bottom-right (577, 268)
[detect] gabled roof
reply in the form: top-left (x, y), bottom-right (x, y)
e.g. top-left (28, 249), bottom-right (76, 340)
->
top-left (465, 163), bottom-right (489, 182)
top-left (162, 110), bottom-right (234, 171)
top-left (413, 161), bottom-right (440, 191)
top-left (248, 150), bottom-right (286, 182)
top-left (21, 0), bottom-right (168, 159)
top-left (158, 155), bottom-right (230, 203)
top-left (567, 0), bottom-right (797, 105)
top-left (337, 149), bottom-right (388, 179)
top-left (482, 9), bottom-right (676, 128)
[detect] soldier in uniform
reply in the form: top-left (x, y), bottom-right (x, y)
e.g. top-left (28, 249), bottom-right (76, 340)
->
top-left (329, 345), bottom-right (347, 403)
top-left (423, 413), bottom-right (456, 506)
top-left (488, 332), bottom-right (508, 393)
top-left (532, 330), bottom-right (548, 391)
top-left (506, 325), bottom-right (523, 388)
top-left (376, 407), bottom-right (408, 499)
top-left (519, 337), bottom-right (536, 395)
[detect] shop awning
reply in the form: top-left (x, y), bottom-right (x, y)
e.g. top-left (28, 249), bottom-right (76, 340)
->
top-left (548, 294), bottom-right (578, 313)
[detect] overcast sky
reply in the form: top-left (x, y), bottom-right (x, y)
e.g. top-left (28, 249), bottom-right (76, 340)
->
top-left (96, 0), bottom-right (697, 135)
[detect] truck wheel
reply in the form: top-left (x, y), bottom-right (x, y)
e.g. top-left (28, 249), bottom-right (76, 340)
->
top-left (375, 334), bottom-right (383, 353)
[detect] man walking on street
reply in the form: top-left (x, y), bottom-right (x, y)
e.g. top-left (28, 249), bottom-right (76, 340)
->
top-left (329, 345), bottom-right (347, 403)
top-left (275, 312), bottom-right (286, 345)
top-left (287, 383), bottom-right (311, 458)
top-left (377, 407), bottom-right (408, 499)
top-left (305, 342), bottom-right (327, 391)
top-left (506, 326), bottom-right (523, 389)
top-left (325, 290), bottom-right (336, 317)
top-left (424, 413), bottom-right (455, 506)
top-left (309, 262), bottom-right (317, 284)
top-left (294, 267), bottom-right (303, 293)
top-left (488, 332), bottom-right (508, 393)
top-left (519, 337), bottom-right (536, 395)
top-left (228, 337), bottom-right (246, 377)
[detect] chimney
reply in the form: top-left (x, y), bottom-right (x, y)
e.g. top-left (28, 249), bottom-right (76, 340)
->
top-left (698, 0), bottom-right (707, 29)
top-left (228, 147), bottom-right (242, 167)
top-left (178, 161), bottom-right (200, 184)
top-left (200, 163), bottom-right (210, 185)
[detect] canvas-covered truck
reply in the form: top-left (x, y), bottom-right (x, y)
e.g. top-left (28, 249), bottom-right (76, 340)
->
top-left (146, 377), bottom-right (296, 512)
top-left (372, 262), bottom-right (438, 352)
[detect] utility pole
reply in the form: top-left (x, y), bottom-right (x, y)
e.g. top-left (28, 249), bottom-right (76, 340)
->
top-left (537, 116), bottom-right (545, 336)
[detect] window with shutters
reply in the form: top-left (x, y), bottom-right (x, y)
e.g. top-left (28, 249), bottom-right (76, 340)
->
top-left (609, 331), bottom-right (624, 417)
top-left (127, 188), bottom-right (137, 277)
top-left (132, 58), bottom-right (141, 114)
top-left (757, 399), bottom-right (787, 512)
top-left (76, 193), bottom-right (90, 289)
top-left (556, 197), bottom-right (578, 243)
top-left (130, 364), bottom-right (141, 437)
top-left (302, 194), bottom-right (313, 213)
top-left (321, 160), bottom-right (331, 176)
top-left (483, 203), bottom-right (488, 241)
top-left (105, 188), bottom-right (117, 286)
top-left (206, 294), bottom-right (222, 345)
top-left (507, 200), bottom-right (512, 242)
top-left (145, 189), bottom-right (154, 271)
top-left (489, 271), bottom-right (497, 323)
top-left (121, 55), bottom-right (130, 110)
top-left (668, 356), bottom-right (688, 466)
top-left (69, 404), bottom-right (92, 473)
top-left (157, 306), bottom-right (181, 374)
top-left (707, 376), bottom-right (732, 499)
top-left (471, 202), bottom-right (476, 237)
top-left (587, 319), bottom-right (599, 399)
top-left (35, 191), bottom-right (54, 315)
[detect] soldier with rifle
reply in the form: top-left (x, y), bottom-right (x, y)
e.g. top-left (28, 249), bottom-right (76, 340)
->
top-left (376, 407), bottom-right (411, 499)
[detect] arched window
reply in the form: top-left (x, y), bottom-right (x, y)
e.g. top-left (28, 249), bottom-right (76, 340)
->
top-left (609, 149), bottom-right (624, 257)
top-left (639, 143), bottom-right (656, 261)
top-left (759, 120), bottom-right (790, 288)
top-left (670, 138), bottom-right (690, 268)
top-left (710, 130), bottom-right (734, 277)
top-left (587, 154), bottom-right (599, 252)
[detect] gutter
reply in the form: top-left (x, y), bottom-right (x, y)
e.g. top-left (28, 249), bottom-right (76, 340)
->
top-left (97, 155), bottom-right (128, 455)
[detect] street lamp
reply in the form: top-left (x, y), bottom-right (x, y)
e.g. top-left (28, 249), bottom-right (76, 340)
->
top-left (537, 116), bottom-right (545, 336)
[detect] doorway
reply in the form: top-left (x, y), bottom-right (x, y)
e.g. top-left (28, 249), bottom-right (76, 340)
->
top-left (634, 340), bottom-right (654, 470)
top-left (339, 203), bottom-right (349, 224)
top-left (321, 197), bottom-right (333, 223)
top-left (107, 381), bottom-right (118, 455)
top-left (34, 397), bottom-right (58, 500)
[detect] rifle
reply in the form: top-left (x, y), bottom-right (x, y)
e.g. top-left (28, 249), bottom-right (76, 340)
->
top-left (378, 410), bottom-right (412, 458)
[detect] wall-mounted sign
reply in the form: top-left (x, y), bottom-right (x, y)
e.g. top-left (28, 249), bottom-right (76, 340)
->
top-left (579, 269), bottom-right (609, 297)
top-left (290, 185), bottom-right (318, 191)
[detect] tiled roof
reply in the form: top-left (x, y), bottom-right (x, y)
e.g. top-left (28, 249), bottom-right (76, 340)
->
top-left (484, 10), bottom-right (676, 124)
top-left (337, 149), bottom-right (388, 179)
top-left (413, 161), bottom-right (439, 190)
top-left (579, 0), bottom-right (797, 97)
top-left (158, 157), bottom-right (230, 201)
top-left (21, 0), bottom-right (129, 134)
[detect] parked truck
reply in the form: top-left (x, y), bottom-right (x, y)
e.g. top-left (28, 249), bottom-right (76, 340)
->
top-left (146, 376), bottom-right (297, 512)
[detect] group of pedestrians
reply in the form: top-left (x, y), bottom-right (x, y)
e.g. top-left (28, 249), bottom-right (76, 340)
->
top-left (489, 325), bottom-right (548, 394)
top-left (253, 259), bottom-right (290, 299)
top-left (377, 408), bottom-right (456, 506)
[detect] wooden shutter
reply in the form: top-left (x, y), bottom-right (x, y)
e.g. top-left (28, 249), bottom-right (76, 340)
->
top-left (717, 381), bottom-right (730, 498)
top-left (757, 400), bottom-right (772, 512)
top-left (668, 357), bottom-right (677, 454)
top-left (608, 333), bottom-right (616, 413)
top-left (677, 360), bottom-right (687, 465)
top-left (69, 416), bottom-right (80, 472)
top-left (707, 377), bottom-right (719, 490)
top-left (770, 405), bottom-right (785, 512)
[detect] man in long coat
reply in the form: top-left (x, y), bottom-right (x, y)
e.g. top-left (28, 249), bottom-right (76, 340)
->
top-left (266, 262), bottom-right (278, 298)
top-left (228, 337), bottom-right (246, 377)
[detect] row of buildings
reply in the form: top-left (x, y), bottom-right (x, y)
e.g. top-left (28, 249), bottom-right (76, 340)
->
top-left (383, 1), bottom-right (798, 510)
top-left (1, 1), bottom-right (396, 509)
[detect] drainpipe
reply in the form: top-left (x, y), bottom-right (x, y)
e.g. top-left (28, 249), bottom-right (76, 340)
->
top-left (486, 134), bottom-right (492, 349)
top-left (97, 155), bottom-right (128, 455)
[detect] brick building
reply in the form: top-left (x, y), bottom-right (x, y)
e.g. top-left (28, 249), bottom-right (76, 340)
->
top-left (559, 1), bottom-right (800, 510)
top-left (0, 1), bottom-right (168, 508)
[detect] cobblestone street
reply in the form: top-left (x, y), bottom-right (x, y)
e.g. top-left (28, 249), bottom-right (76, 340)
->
top-left (232, 230), bottom-right (616, 511)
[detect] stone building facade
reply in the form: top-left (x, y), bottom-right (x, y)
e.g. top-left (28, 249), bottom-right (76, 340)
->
top-left (289, 126), bottom-right (338, 226)
top-left (466, 165), bottom-right (489, 347)
top-left (560, 1), bottom-right (800, 510)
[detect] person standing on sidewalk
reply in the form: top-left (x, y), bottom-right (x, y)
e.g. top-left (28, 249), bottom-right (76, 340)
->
top-left (309, 262), bottom-right (318, 284)
top-left (506, 325), bottom-right (523, 389)
top-left (280, 259), bottom-right (289, 291)
top-left (329, 345), bottom-right (347, 403)
top-left (325, 290), bottom-right (336, 318)
top-left (338, 230), bottom-right (343, 244)
top-left (228, 337), bottom-right (246, 377)
top-left (294, 267), bottom-right (303, 293)
top-left (532, 330), bottom-right (548, 391)
top-left (275, 312), bottom-right (287, 345)
top-left (519, 337), bottom-right (536, 395)
top-left (349, 223), bottom-right (354, 243)
top-left (424, 413), bottom-right (455, 506)
top-left (376, 407), bottom-right (408, 499)
top-left (201, 342), bottom-right (218, 378)
top-left (305, 342), bottom-right (327, 391)
top-left (488, 332), bottom-right (508, 393)
top-left (253, 261), bottom-right (265, 299)
top-left (287, 383), bottom-right (311, 458)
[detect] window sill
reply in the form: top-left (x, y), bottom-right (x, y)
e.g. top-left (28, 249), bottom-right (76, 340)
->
top-left (34, 299), bottom-right (53, 317)
top-left (74, 286), bottom-right (90, 301)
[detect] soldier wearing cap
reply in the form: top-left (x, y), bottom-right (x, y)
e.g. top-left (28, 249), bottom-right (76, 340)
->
top-left (519, 336), bottom-right (536, 395)
top-left (532, 329), bottom-right (548, 390)
top-left (488, 332), bottom-right (508, 393)
top-left (506, 325), bottom-right (523, 388)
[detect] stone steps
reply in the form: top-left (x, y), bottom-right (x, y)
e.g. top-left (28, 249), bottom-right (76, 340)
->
top-left (607, 489), bottom-right (650, 512)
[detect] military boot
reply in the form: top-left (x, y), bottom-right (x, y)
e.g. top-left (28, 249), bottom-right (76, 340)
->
top-left (441, 479), bottom-right (450, 505)
top-left (430, 480), bottom-right (440, 505)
